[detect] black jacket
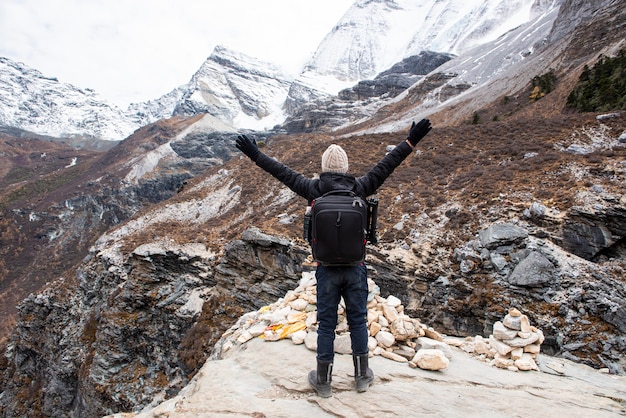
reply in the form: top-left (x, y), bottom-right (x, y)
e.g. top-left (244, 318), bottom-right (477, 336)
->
top-left (254, 140), bottom-right (414, 203)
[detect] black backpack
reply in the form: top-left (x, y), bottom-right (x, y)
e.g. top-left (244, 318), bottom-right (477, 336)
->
top-left (308, 190), bottom-right (368, 266)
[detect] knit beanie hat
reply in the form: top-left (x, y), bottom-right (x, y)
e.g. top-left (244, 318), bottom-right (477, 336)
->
top-left (321, 144), bottom-right (349, 173)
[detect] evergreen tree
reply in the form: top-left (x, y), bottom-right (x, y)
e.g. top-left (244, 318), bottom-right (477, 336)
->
top-left (566, 49), bottom-right (626, 112)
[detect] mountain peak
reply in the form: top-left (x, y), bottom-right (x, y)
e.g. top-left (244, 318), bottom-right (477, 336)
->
top-left (0, 56), bottom-right (141, 141)
top-left (170, 45), bottom-right (293, 130)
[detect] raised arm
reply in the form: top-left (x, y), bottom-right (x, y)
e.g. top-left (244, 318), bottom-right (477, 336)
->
top-left (235, 135), bottom-right (313, 199)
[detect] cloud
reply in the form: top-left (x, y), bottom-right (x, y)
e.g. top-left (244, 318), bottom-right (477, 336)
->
top-left (0, 0), bottom-right (352, 107)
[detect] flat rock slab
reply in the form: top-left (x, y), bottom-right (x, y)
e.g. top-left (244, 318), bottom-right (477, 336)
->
top-left (116, 337), bottom-right (626, 417)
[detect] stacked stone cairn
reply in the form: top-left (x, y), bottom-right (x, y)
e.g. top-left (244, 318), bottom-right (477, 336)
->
top-left (219, 271), bottom-right (450, 371)
top-left (218, 273), bottom-right (543, 373)
top-left (447, 307), bottom-right (545, 371)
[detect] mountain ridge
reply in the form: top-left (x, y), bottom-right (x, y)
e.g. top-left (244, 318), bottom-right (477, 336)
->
top-left (1, 0), bottom-right (562, 141)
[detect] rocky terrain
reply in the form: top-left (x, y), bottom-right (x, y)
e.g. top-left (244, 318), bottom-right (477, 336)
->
top-left (105, 269), bottom-right (626, 418)
top-left (111, 336), bottom-right (626, 417)
top-left (0, 0), bottom-right (625, 416)
top-left (1, 108), bottom-right (624, 416)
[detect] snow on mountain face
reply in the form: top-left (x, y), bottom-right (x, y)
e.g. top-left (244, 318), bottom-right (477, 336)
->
top-left (171, 46), bottom-right (294, 131)
top-left (0, 45), bottom-right (293, 141)
top-left (127, 86), bottom-right (187, 128)
top-left (0, 57), bottom-right (141, 141)
top-left (294, 0), bottom-right (559, 96)
top-left (369, 5), bottom-right (563, 134)
top-left (0, 0), bottom-right (564, 142)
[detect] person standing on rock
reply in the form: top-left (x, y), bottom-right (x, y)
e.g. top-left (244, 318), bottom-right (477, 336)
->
top-left (235, 119), bottom-right (432, 397)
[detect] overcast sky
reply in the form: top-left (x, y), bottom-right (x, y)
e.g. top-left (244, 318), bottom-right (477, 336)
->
top-left (0, 0), bottom-right (354, 108)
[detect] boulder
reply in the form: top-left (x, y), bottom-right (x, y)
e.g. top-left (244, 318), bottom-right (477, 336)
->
top-left (478, 224), bottom-right (528, 250)
top-left (413, 349), bottom-right (449, 370)
top-left (507, 251), bottom-right (556, 287)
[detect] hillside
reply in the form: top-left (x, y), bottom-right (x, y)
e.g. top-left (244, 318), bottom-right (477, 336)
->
top-left (0, 0), bottom-right (625, 416)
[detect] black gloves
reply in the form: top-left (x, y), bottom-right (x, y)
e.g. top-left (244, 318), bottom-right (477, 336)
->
top-left (407, 119), bottom-right (432, 146)
top-left (236, 134), bottom-right (260, 161)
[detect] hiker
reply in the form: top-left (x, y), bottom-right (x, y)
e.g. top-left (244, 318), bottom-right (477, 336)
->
top-left (235, 118), bottom-right (432, 397)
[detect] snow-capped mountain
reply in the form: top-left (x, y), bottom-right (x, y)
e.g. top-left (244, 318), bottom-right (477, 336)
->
top-left (0, 0), bottom-right (562, 141)
top-left (171, 46), bottom-right (294, 130)
top-left (288, 0), bottom-right (560, 103)
top-left (0, 57), bottom-right (141, 142)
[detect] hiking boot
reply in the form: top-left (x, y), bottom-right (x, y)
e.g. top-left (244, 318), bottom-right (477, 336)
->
top-left (309, 360), bottom-right (333, 398)
top-left (353, 354), bottom-right (374, 392)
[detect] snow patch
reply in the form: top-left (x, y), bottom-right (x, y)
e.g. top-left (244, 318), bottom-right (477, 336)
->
top-left (65, 157), bottom-right (78, 168)
top-left (124, 142), bottom-right (178, 184)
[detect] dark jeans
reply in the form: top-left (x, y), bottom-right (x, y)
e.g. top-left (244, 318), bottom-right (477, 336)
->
top-left (315, 263), bottom-right (369, 362)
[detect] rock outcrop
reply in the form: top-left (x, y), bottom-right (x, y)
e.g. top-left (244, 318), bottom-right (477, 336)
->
top-left (105, 299), bottom-right (626, 418)
top-left (2, 214), bottom-right (624, 417)
top-left (0, 228), bottom-right (307, 417)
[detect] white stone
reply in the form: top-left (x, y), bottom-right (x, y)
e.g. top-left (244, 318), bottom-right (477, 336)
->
top-left (422, 327), bottom-right (441, 341)
top-left (368, 336), bottom-right (378, 351)
top-left (304, 331), bottom-right (317, 351)
top-left (376, 331), bottom-right (395, 348)
top-left (237, 330), bottom-right (254, 344)
top-left (386, 295), bottom-right (402, 307)
top-left (390, 318), bottom-right (420, 341)
top-left (508, 308), bottom-right (522, 317)
top-left (503, 314), bottom-right (521, 330)
top-left (289, 298), bottom-right (308, 311)
top-left (370, 321), bottom-right (382, 337)
top-left (394, 345), bottom-right (416, 360)
top-left (474, 336), bottom-right (490, 355)
top-left (493, 352), bottom-right (514, 369)
top-left (417, 337), bottom-right (454, 359)
top-left (520, 315), bottom-right (532, 333)
top-left (284, 291), bottom-right (298, 303)
top-left (489, 335), bottom-right (513, 355)
top-left (248, 323), bottom-right (268, 338)
top-left (305, 312), bottom-right (317, 328)
top-left (536, 328), bottom-right (545, 345)
top-left (443, 338), bottom-right (464, 348)
top-left (296, 272), bottom-right (316, 292)
top-left (382, 304), bottom-right (400, 322)
top-left (515, 353), bottom-right (538, 371)
top-left (290, 330), bottom-right (307, 345)
top-left (511, 347), bottom-right (524, 361)
top-left (460, 340), bottom-right (476, 353)
top-left (334, 334), bottom-right (352, 354)
top-left (336, 318), bottom-right (349, 333)
top-left (493, 321), bottom-right (518, 340)
top-left (502, 332), bottom-right (539, 347)
top-left (413, 349), bottom-right (449, 371)
top-left (268, 306), bottom-right (291, 324)
top-left (524, 344), bottom-right (541, 354)
top-left (367, 310), bottom-right (378, 325)
top-left (263, 330), bottom-right (281, 341)
top-left (381, 350), bottom-right (408, 363)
